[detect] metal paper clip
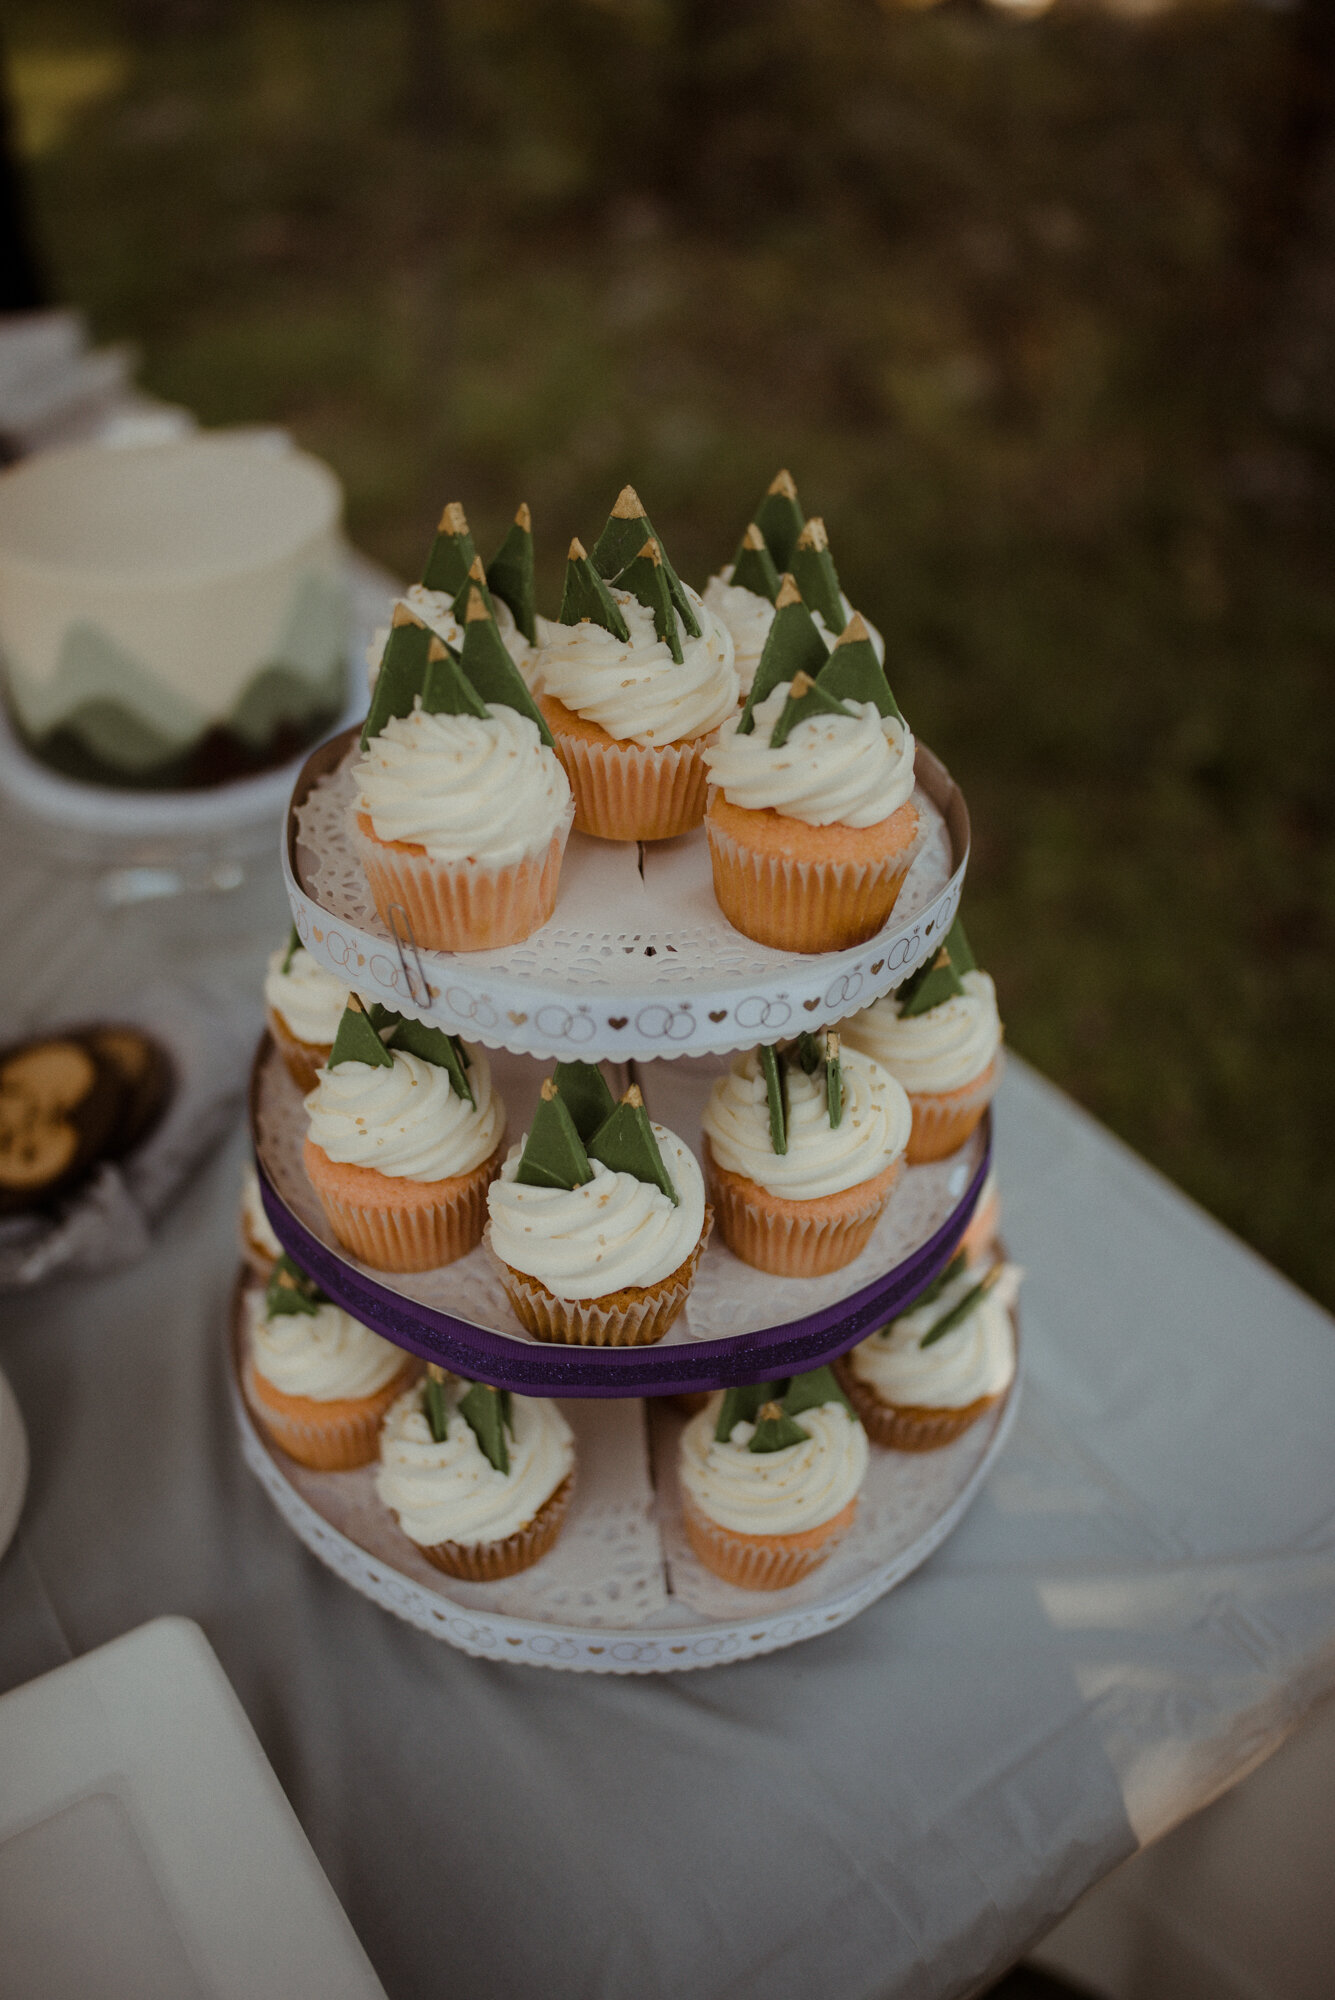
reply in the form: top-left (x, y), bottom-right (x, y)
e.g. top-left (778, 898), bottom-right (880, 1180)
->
top-left (387, 902), bottom-right (431, 1010)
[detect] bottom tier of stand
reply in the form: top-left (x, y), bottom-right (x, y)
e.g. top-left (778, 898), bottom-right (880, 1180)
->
top-left (232, 1279), bottom-right (1020, 1674)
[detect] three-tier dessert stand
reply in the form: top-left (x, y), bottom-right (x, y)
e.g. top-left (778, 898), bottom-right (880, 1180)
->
top-left (236, 724), bottom-right (1018, 1670)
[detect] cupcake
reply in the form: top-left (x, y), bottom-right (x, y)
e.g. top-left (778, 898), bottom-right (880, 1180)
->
top-left (486, 1067), bottom-right (711, 1346)
top-left (263, 927), bottom-right (351, 1092)
top-left (376, 1370), bottom-right (574, 1580)
top-left (836, 1255), bottom-right (1021, 1451)
top-left (701, 1034), bottom-right (910, 1277)
top-left (703, 471), bottom-right (887, 698)
top-left (303, 998), bottom-right (506, 1272)
top-left (679, 1368), bottom-right (868, 1590)
top-left (958, 1166), bottom-right (1001, 1264)
top-left (365, 499), bottom-right (537, 687)
top-left (238, 1160), bottom-right (283, 1283)
top-left (839, 916), bottom-right (1003, 1163)
top-left (532, 490), bottom-right (738, 841)
top-left (243, 1253), bottom-right (419, 1471)
top-left (702, 597), bottom-right (919, 952)
top-left (352, 594), bottom-right (574, 953)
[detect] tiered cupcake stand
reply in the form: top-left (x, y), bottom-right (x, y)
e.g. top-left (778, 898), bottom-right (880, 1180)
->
top-left (236, 730), bottom-right (1018, 1671)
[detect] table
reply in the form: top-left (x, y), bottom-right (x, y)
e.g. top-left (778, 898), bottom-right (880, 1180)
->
top-left (1, 834), bottom-right (1333, 2000)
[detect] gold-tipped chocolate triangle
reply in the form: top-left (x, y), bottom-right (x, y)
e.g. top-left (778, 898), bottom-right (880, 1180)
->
top-left (391, 602), bottom-right (425, 628)
top-left (768, 469), bottom-right (798, 499)
top-left (611, 484), bottom-right (645, 519)
top-left (835, 611), bottom-right (870, 647)
top-left (623, 1084), bottom-right (645, 1108)
top-left (514, 501), bottom-right (531, 530)
top-left (795, 516), bottom-right (829, 552)
top-left (438, 501), bottom-right (469, 535)
top-left (634, 537), bottom-right (662, 565)
top-left (541, 1077), bottom-right (559, 1101)
top-left (775, 573), bottom-right (803, 609)
top-left (741, 523), bottom-right (766, 550)
top-left (568, 536), bottom-right (588, 561)
top-left (789, 670), bottom-right (815, 697)
top-left (464, 585), bottom-right (490, 622)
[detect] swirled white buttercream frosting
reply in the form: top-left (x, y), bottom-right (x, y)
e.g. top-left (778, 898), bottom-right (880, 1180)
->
top-left (702, 1047), bottom-right (910, 1201)
top-left (353, 703), bottom-right (571, 866)
top-left (247, 1290), bottom-right (407, 1402)
top-left (533, 584), bottom-right (738, 746)
top-left (305, 1045), bottom-right (503, 1182)
top-left (703, 572), bottom-right (886, 697)
top-left (376, 1384), bottom-right (573, 1546)
top-left (680, 1394), bottom-right (868, 1536)
top-left (488, 1127), bottom-right (705, 1301)
top-left (840, 971), bottom-right (1002, 1094)
top-left (703, 683), bottom-right (915, 828)
top-left (848, 1261), bottom-right (1021, 1409)
top-left (239, 1163), bottom-right (282, 1261)
top-left (263, 945), bottom-right (349, 1047)
top-left (366, 585), bottom-right (530, 689)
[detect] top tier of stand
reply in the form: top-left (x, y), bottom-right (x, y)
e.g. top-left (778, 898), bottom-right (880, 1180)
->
top-left (283, 729), bottom-right (970, 1063)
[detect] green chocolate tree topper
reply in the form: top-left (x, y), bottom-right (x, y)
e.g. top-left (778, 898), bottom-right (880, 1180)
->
top-left (736, 575), bottom-right (829, 734)
top-left (420, 635), bottom-right (488, 721)
top-left (328, 996), bottom-right (395, 1070)
top-left (558, 537), bottom-right (631, 641)
top-left (551, 1060), bottom-right (616, 1144)
top-left (714, 1365), bottom-right (854, 1453)
top-left (458, 586), bottom-right (554, 746)
top-left (756, 1034), bottom-right (844, 1152)
top-left (420, 500), bottom-right (476, 597)
top-left (591, 485), bottom-right (700, 639)
top-left (486, 502), bottom-right (537, 648)
top-left (789, 516), bottom-right (846, 638)
top-left (361, 604), bottom-right (433, 748)
top-left (753, 468), bottom-right (806, 572)
top-left (896, 917), bottom-right (977, 1019)
top-left (613, 537), bottom-right (683, 663)
top-left (514, 1078), bottom-right (594, 1191)
top-left (587, 1085), bottom-right (678, 1206)
top-left (729, 522), bottom-right (782, 604)
top-left (265, 1252), bottom-right (325, 1318)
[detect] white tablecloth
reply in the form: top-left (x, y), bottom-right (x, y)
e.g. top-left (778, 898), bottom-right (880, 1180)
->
top-left (0, 823), bottom-right (1332, 2000)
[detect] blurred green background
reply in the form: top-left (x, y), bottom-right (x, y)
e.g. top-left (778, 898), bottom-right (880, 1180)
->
top-left (6, 0), bottom-right (1334, 1307)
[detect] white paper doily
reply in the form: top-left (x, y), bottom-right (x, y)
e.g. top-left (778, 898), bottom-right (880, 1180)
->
top-left (283, 732), bottom-right (969, 1061)
top-left (231, 1287), bottom-right (1019, 1673)
top-left (252, 1038), bottom-right (987, 1358)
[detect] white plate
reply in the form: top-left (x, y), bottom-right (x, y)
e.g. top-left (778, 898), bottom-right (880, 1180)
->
top-left (0, 1364), bottom-right (28, 1562)
top-left (233, 1292), bottom-right (1019, 1674)
top-left (0, 1617), bottom-right (387, 1999)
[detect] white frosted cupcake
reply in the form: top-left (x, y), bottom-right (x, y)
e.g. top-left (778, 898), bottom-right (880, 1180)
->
top-left (679, 1378), bottom-right (868, 1590)
top-left (376, 1377), bottom-right (574, 1580)
top-left (837, 1258), bottom-right (1021, 1451)
top-left (352, 696), bottom-right (574, 952)
top-left (243, 1259), bottom-right (418, 1470)
top-left (487, 1112), bottom-right (710, 1347)
top-left (534, 514), bottom-right (738, 841)
top-left (263, 938), bottom-right (350, 1092)
top-left (840, 920), bottom-right (1002, 1162)
top-left (303, 1008), bottom-right (506, 1271)
top-left (238, 1160), bottom-right (283, 1283)
top-left (701, 1039), bottom-right (910, 1276)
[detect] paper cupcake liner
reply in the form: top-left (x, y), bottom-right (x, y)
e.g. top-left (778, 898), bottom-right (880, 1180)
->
top-left (264, 1007), bottom-right (330, 1096)
top-left (353, 804), bottom-right (574, 953)
top-left (833, 1356), bottom-right (1004, 1452)
top-left (905, 1055), bottom-right (1002, 1165)
top-left (244, 1356), bottom-right (420, 1471)
top-left (544, 711), bottom-right (711, 842)
top-left (486, 1212), bottom-right (712, 1346)
top-left (238, 1216), bottom-right (279, 1286)
top-left (415, 1474), bottom-right (574, 1580)
top-left (703, 1145), bottom-right (901, 1277)
top-left (304, 1138), bottom-right (502, 1273)
top-left (958, 1186), bottom-right (1002, 1265)
top-left (680, 1492), bottom-right (856, 1591)
top-left (705, 810), bottom-right (919, 954)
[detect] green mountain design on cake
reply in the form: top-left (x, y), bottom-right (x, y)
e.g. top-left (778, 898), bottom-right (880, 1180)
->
top-left (2, 570), bottom-right (349, 789)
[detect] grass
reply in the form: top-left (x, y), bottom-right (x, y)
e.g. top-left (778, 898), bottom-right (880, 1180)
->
top-left (7, 0), bottom-right (1334, 1307)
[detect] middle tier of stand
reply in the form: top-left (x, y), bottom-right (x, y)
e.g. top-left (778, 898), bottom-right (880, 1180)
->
top-left (252, 1037), bottom-right (990, 1396)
